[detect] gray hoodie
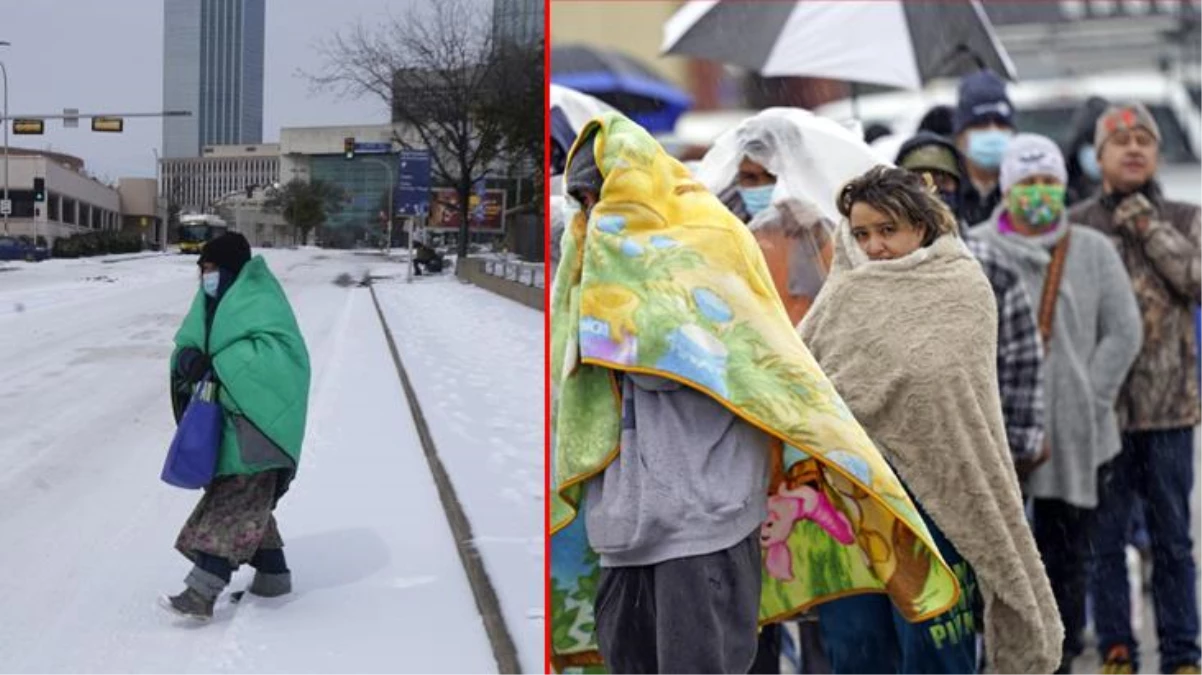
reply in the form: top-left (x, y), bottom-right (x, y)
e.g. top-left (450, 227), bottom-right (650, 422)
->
top-left (585, 373), bottom-right (770, 567)
top-left (971, 215), bottom-right (1142, 508)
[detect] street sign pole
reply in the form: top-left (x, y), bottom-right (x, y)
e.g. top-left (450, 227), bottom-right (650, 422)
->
top-left (396, 148), bottom-right (431, 281)
top-left (406, 217), bottom-right (414, 284)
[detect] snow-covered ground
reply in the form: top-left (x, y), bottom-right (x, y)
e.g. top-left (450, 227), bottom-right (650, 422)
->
top-left (372, 266), bottom-right (545, 673)
top-left (0, 249), bottom-right (542, 673)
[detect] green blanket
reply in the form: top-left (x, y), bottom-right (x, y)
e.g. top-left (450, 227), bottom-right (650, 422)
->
top-left (172, 256), bottom-right (310, 477)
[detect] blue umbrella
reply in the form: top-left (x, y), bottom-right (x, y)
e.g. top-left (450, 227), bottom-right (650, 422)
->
top-left (551, 45), bottom-right (693, 134)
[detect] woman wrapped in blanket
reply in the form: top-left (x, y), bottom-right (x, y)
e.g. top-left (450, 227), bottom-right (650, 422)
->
top-left (162, 233), bottom-right (311, 621)
top-left (798, 166), bottom-right (1063, 673)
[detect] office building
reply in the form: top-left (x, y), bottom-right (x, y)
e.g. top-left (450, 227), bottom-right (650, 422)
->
top-left (162, 0), bottom-right (266, 158)
top-left (493, 0), bottom-right (544, 49)
top-left (159, 143), bottom-right (279, 211)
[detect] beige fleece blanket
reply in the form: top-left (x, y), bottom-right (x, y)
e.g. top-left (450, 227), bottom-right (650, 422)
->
top-left (798, 225), bottom-right (1064, 674)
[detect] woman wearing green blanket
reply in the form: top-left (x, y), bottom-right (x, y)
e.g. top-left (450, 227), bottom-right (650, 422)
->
top-left (798, 166), bottom-right (1063, 673)
top-left (161, 233), bottom-right (311, 621)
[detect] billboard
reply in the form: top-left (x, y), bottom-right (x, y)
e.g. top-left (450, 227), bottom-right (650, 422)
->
top-left (427, 187), bottom-right (506, 232)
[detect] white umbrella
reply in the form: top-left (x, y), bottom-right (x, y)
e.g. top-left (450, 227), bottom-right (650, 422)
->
top-left (662, 0), bottom-right (1017, 92)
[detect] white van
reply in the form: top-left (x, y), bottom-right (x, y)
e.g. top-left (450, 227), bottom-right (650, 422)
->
top-left (815, 71), bottom-right (1201, 204)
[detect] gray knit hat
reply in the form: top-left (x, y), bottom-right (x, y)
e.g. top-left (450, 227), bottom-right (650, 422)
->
top-left (1095, 102), bottom-right (1162, 151)
top-left (999, 133), bottom-right (1067, 194)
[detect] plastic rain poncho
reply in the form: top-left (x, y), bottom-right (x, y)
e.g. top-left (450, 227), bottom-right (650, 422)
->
top-left (695, 108), bottom-right (886, 325)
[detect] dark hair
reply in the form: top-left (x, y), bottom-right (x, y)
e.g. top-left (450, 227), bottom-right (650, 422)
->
top-left (863, 123), bottom-right (893, 145)
top-left (836, 165), bottom-right (957, 247)
top-left (918, 105), bottom-right (955, 137)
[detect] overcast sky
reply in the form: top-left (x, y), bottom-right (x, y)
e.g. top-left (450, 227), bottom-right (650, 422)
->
top-left (1, 0), bottom-right (442, 183)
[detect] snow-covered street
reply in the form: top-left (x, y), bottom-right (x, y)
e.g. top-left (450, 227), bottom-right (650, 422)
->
top-left (0, 249), bottom-right (542, 673)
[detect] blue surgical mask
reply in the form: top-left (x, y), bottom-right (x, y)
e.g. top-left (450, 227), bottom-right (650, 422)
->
top-left (966, 129), bottom-right (1012, 170)
top-left (1077, 145), bottom-right (1101, 181)
top-left (738, 184), bottom-right (775, 216)
top-left (201, 271), bottom-right (221, 298)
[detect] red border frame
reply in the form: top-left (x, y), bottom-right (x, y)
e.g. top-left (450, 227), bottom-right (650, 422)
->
top-left (543, 0), bottom-right (553, 669)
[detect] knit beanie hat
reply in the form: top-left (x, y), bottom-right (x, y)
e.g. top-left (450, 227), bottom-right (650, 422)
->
top-left (1095, 102), bottom-right (1162, 151)
top-left (999, 133), bottom-right (1067, 194)
top-left (954, 70), bottom-right (1015, 135)
top-left (198, 232), bottom-right (252, 276)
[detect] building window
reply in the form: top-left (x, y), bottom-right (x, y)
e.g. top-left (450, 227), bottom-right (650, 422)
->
top-left (48, 193), bottom-right (59, 221)
top-left (61, 197), bottom-right (76, 225)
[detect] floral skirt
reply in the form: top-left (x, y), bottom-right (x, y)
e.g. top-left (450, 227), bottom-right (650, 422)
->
top-left (175, 472), bottom-right (283, 565)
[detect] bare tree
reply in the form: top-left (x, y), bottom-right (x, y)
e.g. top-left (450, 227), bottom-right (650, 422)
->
top-left (308, 0), bottom-right (511, 261)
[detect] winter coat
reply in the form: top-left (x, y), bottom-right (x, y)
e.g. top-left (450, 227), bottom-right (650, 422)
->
top-left (1069, 184), bottom-right (1201, 431)
top-left (172, 256), bottom-right (311, 494)
top-left (971, 215), bottom-right (1143, 508)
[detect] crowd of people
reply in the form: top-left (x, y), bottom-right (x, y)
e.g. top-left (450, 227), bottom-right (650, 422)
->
top-left (551, 68), bottom-right (1200, 674)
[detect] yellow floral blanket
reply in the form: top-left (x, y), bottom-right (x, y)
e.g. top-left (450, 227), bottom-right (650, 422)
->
top-left (549, 112), bottom-right (960, 671)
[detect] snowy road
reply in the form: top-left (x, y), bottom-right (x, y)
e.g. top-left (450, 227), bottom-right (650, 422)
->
top-left (0, 249), bottom-right (532, 673)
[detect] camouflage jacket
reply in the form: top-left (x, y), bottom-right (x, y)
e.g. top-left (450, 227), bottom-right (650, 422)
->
top-left (1070, 185), bottom-right (1201, 431)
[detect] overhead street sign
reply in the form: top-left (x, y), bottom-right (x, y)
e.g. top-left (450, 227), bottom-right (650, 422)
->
top-left (354, 141), bottom-right (392, 154)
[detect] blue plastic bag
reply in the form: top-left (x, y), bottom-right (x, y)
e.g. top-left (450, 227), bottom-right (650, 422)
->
top-left (161, 375), bottom-right (222, 489)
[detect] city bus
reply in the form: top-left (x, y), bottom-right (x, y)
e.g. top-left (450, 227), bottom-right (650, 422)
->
top-left (178, 213), bottom-right (229, 254)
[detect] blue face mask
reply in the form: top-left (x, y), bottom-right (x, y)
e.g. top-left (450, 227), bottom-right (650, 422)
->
top-left (1077, 145), bottom-right (1101, 181)
top-left (965, 129), bottom-right (1012, 170)
top-left (201, 271), bottom-right (221, 298)
top-left (738, 184), bottom-right (775, 216)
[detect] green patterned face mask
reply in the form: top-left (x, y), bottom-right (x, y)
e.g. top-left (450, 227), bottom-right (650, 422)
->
top-left (1007, 184), bottom-right (1066, 230)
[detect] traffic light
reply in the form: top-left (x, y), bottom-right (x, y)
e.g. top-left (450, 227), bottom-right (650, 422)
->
top-left (32, 177), bottom-right (45, 202)
top-left (344, 137), bottom-right (355, 160)
top-left (91, 117), bottom-right (124, 133)
top-left (12, 119), bottom-right (44, 135)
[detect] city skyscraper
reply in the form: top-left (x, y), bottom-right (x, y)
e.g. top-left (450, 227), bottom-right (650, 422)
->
top-left (162, 0), bottom-right (265, 158)
top-left (492, 0), bottom-right (543, 50)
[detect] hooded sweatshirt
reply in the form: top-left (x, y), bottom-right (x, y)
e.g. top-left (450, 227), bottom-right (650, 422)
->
top-left (567, 125), bottom-right (771, 566)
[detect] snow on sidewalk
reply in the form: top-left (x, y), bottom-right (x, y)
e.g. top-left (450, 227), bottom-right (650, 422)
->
top-left (237, 286), bottom-right (495, 673)
top-left (0, 251), bottom-right (497, 673)
top-left (373, 273), bottom-right (544, 672)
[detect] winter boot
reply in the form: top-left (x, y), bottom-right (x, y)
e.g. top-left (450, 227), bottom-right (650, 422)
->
top-left (248, 547), bottom-right (291, 597)
top-left (249, 570), bottom-right (292, 598)
top-left (1100, 645), bottom-right (1135, 674)
top-left (160, 587), bottom-right (215, 621)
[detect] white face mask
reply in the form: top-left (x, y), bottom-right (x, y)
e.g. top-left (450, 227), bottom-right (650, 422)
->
top-left (201, 271), bottom-right (221, 298)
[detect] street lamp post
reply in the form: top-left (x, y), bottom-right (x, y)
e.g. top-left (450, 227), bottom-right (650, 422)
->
top-left (1, 41), bottom-right (10, 237)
